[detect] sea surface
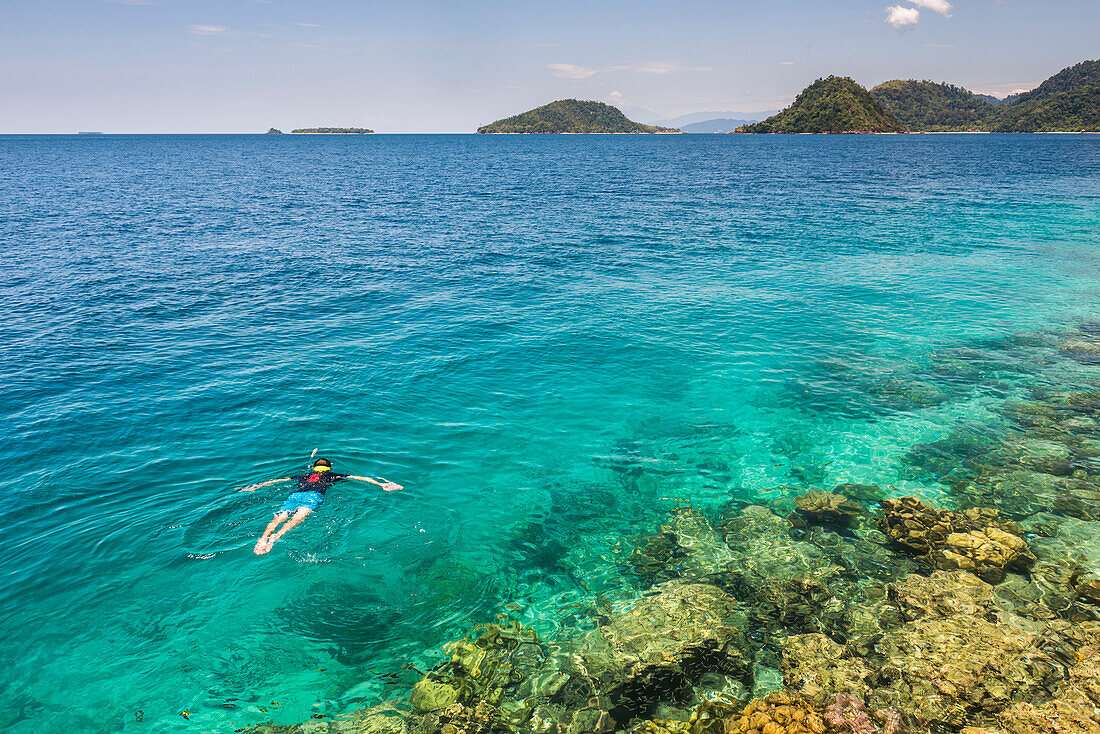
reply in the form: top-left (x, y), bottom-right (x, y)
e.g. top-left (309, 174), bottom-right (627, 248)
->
top-left (0, 133), bottom-right (1098, 733)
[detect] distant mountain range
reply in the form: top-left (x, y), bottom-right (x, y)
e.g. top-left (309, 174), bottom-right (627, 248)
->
top-left (737, 59), bottom-right (1099, 133)
top-left (476, 100), bottom-right (677, 134)
top-left (679, 118), bottom-right (758, 133)
top-left (647, 110), bottom-right (776, 128)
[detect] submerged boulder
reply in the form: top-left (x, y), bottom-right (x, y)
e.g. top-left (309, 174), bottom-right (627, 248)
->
top-left (781, 634), bottom-right (872, 703)
top-left (572, 580), bottom-right (750, 723)
top-left (877, 497), bottom-right (1035, 583)
top-left (869, 613), bottom-right (1060, 729)
top-left (792, 490), bottom-right (865, 527)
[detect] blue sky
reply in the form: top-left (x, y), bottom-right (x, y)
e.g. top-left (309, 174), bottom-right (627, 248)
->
top-left (1, 0), bottom-right (1097, 133)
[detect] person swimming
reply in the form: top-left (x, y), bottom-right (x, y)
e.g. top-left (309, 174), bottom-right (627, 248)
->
top-left (240, 457), bottom-right (403, 555)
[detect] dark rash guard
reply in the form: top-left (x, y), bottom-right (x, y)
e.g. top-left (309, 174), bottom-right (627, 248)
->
top-left (291, 471), bottom-right (348, 495)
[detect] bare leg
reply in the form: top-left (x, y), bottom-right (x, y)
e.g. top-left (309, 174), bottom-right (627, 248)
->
top-left (255, 512), bottom-right (289, 555)
top-left (269, 507), bottom-right (313, 546)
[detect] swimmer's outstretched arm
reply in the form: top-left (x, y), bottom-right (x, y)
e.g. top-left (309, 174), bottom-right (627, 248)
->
top-left (346, 475), bottom-right (404, 492)
top-left (238, 477), bottom-right (292, 492)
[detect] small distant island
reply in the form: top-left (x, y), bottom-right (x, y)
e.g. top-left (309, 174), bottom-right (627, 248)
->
top-left (265, 128), bottom-right (283, 134)
top-left (737, 59), bottom-right (1099, 134)
top-left (477, 100), bottom-right (678, 134)
top-left (290, 127), bottom-right (374, 134)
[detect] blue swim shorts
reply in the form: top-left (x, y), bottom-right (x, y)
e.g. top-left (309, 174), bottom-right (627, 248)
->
top-left (278, 491), bottom-right (324, 515)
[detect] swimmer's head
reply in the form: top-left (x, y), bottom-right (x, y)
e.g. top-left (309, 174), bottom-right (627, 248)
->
top-left (312, 458), bottom-right (332, 472)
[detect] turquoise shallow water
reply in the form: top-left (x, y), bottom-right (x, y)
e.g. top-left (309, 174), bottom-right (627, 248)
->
top-left (0, 133), bottom-right (1098, 732)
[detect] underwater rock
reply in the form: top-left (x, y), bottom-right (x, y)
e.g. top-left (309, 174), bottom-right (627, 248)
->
top-left (630, 697), bottom-right (740, 734)
top-left (415, 701), bottom-right (499, 734)
top-left (831, 484), bottom-right (885, 504)
top-left (723, 692), bottom-right (827, 734)
top-left (963, 470), bottom-right (1100, 521)
top-left (877, 497), bottom-right (1034, 583)
top-left (792, 490), bottom-right (864, 527)
top-left (822, 693), bottom-right (900, 734)
top-left (934, 525), bottom-right (1036, 584)
top-left (411, 680), bottom-right (460, 712)
top-left (669, 507), bottom-right (739, 580)
top-left (630, 507), bottom-right (737, 584)
top-left (1077, 575), bottom-right (1100, 606)
top-left (332, 703), bottom-right (412, 734)
top-left (1059, 337), bottom-right (1100, 364)
top-left (630, 531), bottom-right (687, 584)
top-left (1005, 438), bottom-right (1074, 476)
top-left (570, 580), bottom-right (750, 723)
top-left (781, 634), bottom-right (872, 703)
top-left (720, 506), bottom-right (842, 586)
top-left (869, 612), bottom-right (1060, 730)
top-left (888, 570), bottom-right (996, 621)
top-left (959, 699), bottom-right (1100, 734)
top-left (410, 619), bottom-right (544, 725)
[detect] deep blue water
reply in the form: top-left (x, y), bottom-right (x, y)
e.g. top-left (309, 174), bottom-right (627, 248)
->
top-left (1, 133), bottom-right (1098, 732)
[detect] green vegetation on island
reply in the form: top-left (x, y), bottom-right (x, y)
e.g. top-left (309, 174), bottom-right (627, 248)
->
top-left (290, 127), bottom-right (374, 134)
top-left (991, 59), bottom-right (1100, 132)
top-left (736, 76), bottom-right (905, 134)
top-left (265, 128), bottom-right (283, 134)
top-left (476, 99), bottom-right (677, 134)
top-left (738, 60), bottom-right (1098, 134)
top-left (870, 80), bottom-right (996, 132)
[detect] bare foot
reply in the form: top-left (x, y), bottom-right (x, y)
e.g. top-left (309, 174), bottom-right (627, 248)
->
top-left (254, 536), bottom-right (273, 555)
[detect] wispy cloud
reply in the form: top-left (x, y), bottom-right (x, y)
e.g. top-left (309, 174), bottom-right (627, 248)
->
top-left (607, 91), bottom-right (627, 108)
top-left (186, 25), bottom-right (269, 38)
top-left (294, 22), bottom-right (321, 28)
top-left (107, 0), bottom-right (157, 5)
top-left (548, 63), bottom-right (599, 80)
top-left (910, 0), bottom-right (953, 16)
top-left (610, 61), bottom-right (711, 75)
top-left (187, 25), bottom-right (230, 36)
top-left (550, 61), bottom-right (710, 80)
top-left (884, 5), bottom-right (921, 28)
top-left (780, 61), bottom-right (795, 65)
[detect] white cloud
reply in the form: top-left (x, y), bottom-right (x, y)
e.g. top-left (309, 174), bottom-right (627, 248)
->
top-left (910, 0), bottom-right (953, 15)
top-left (548, 63), bottom-right (598, 80)
top-left (610, 61), bottom-right (711, 75)
top-left (607, 91), bottom-right (627, 108)
top-left (187, 25), bottom-right (230, 35)
top-left (780, 61), bottom-right (795, 65)
top-left (294, 22), bottom-right (321, 28)
top-left (885, 5), bottom-right (920, 28)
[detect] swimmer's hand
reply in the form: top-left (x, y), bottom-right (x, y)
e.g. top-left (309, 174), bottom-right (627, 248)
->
top-left (348, 475), bottom-right (404, 492)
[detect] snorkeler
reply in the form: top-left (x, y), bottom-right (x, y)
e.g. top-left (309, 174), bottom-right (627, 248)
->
top-left (240, 457), bottom-right (403, 555)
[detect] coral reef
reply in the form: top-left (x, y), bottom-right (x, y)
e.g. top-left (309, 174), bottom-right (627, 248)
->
top-left (822, 694), bottom-right (900, 734)
top-left (724, 692), bottom-right (826, 734)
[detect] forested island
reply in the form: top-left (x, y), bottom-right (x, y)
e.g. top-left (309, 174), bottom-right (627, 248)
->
top-left (290, 127), bottom-right (374, 134)
top-left (477, 100), bottom-right (677, 134)
top-left (736, 77), bottom-right (904, 134)
top-left (739, 59), bottom-right (1099, 134)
